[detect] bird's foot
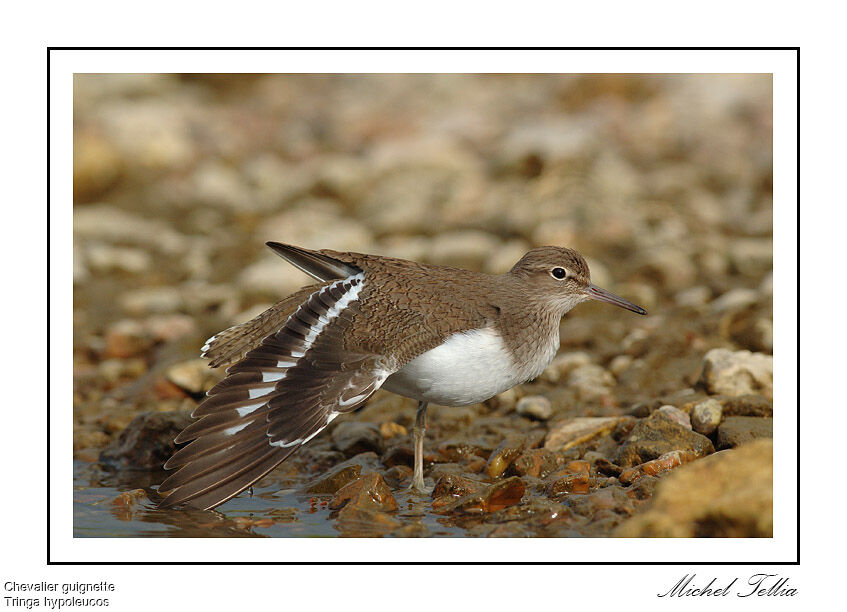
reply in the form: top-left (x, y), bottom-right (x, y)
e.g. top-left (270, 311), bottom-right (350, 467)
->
top-left (406, 479), bottom-right (433, 496)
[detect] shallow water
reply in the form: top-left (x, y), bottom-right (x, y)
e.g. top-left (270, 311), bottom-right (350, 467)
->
top-left (73, 460), bottom-right (471, 538)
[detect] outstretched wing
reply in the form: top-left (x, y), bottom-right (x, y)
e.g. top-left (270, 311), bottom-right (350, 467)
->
top-left (158, 272), bottom-right (393, 510)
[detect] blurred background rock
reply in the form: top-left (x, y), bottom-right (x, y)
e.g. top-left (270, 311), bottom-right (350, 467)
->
top-left (72, 74), bottom-right (773, 536)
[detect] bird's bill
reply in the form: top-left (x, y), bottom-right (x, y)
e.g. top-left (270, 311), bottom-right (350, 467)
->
top-left (585, 284), bottom-right (647, 315)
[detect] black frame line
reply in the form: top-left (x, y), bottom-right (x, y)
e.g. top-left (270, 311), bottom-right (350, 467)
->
top-left (52, 46), bottom-right (799, 565)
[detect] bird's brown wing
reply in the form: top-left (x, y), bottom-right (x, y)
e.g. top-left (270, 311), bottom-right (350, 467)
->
top-left (159, 272), bottom-right (393, 510)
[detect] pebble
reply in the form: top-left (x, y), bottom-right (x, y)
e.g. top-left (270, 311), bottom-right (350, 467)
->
top-left (256, 200), bottom-right (375, 253)
top-left (515, 395), bottom-right (553, 421)
top-left (379, 421), bottom-right (407, 439)
top-left (381, 465), bottom-right (413, 489)
top-left (74, 130), bottom-right (122, 202)
top-left (303, 465), bottom-right (362, 495)
top-left (608, 355), bottom-right (633, 377)
top-left (567, 363), bottom-right (615, 401)
top-left (618, 450), bottom-right (698, 485)
top-left (489, 388), bottom-right (519, 411)
top-left (697, 348), bottom-right (773, 399)
top-left (99, 410), bottom-right (193, 470)
top-left (166, 359), bottom-right (221, 395)
top-left (675, 286), bottom-right (711, 307)
top-left (655, 405), bottom-right (691, 430)
top-left (237, 255), bottom-right (313, 298)
top-left (544, 417), bottom-right (629, 452)
top-left (716, 416), bottom-right (773, 450)
top-left (331, 422), bottom-right (384, 457)
top-left (635, 245), bottom-right (698, 291)
top-left (329, 473), bottom-right (398, 513)
top-left (545, 461), bottom-right (591, 498)
top-left (433, 476), bottom-right (525, 515)
top-left (431, 473), bottom-right (486, 506)
top-left (711, 287), bottom-right (759, 313)
top-left (427, 230), bottom-right (501, 270)
top-left (74, 205), bottom-right (185, 254)
top-left (614, 411), bottom-right (715, 468)
top-left (720, 394), bottom-right (773, 418)
top-left (120, 286), bottom-right (183, 316)
top-left (539, 351), bottom-right (592, 383)
top-left (509, 449), bottom-right (563, 479)
top-left (86, 243), bottom-right (152, 275)
top-left (380, 445), bottom-right (415, 468)
top-left (144, 314), bottom-right (196, 343)
top-left (485, 434), bottom-right (527, 478)
top-left (729, 238), bottom-right (773, 277)
top-left (690, 398), bottom-right (723, 435)
top-left (104, 320), bottom-right (153, 359)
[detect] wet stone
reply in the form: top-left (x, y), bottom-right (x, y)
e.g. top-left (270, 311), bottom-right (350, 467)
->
top-left (509, 448), bottom-right (564, 478)
top-left (691, 398), bottom-right (723, 435)
top-left (392, 522), bottom-right (431, 537)
top-left (716, 416), bottom-right (773, 450)
top-left (99, 409), bottom-right (192, 470)
top-left (431, 473), bottom-right (486, 501)
top-left (614, 411), bottom-right (715, 468)
top-left (381, 465), bottom-right (413, 489)
top-left (331, 421), bottom-right (384, 457)
top-left (433, 477), bottom-right (526, 515)
top-left (437, 439), bottom-right (493, 462)
top-left (335, 506), bottom-right (401, 537)
top-left (329, 473), bottom-right (398, 513)
top-left (485, 434), bottom-right (527, 478)
top-left (104, 320), bottom-right (153, 359)
top-left (303, 464), bottom-right (362, 495)
top-left (545, 461), bottom-right (591, 499)
top-left (110, 488), bottom-right (147, 507)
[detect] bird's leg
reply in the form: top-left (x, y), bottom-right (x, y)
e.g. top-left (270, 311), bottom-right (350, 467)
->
top-left (410, 401), bottom-right (431, 494)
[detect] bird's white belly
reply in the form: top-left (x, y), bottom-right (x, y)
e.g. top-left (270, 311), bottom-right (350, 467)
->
top-left (382, 327), bottom-right (548, 406)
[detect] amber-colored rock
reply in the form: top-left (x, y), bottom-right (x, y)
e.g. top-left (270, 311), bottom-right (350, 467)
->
top-left (334, 506), bottom-right (401, 537)
top-left (431, 473), bottom-right (486, 510)
top-left (616, 440), bottom-right (773, 537)
top-left (485, 434), bottom-right (526, 477)
top-left (303, 465), bottom-right (362, 494)
top-left (379, 421), bottom-right (408, 439)
top-left (618, 449), bottom-right (698, 485)
top-left (381, 465), bottom-right (413, 489)
top-left (329, 473), bottom-right (398, 513)
top-left (433, 477), bottom-right (525, 515)
top-left (111, 488), bottom-right (147, 507)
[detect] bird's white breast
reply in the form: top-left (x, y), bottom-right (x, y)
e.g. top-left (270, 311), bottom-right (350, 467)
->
top-left (382, 327), bottom-right (553, 406)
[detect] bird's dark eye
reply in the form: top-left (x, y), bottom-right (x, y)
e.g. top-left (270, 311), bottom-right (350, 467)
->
top-left (551, 267), bottom-right (567, 280)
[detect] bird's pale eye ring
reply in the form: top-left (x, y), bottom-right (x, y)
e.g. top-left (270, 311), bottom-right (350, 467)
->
top-left (551, 267), bottom-right (568, 280)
